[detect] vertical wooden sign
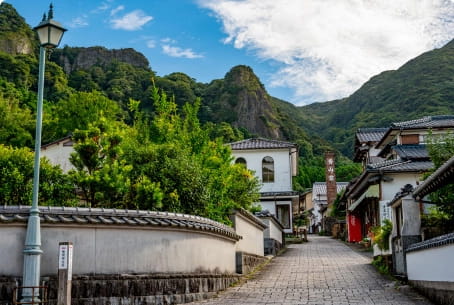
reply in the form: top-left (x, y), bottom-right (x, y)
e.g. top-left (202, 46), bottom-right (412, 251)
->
top-left (57, 242), bottom-right (73, 305)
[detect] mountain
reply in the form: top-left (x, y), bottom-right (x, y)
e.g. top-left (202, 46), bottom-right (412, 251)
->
top-left (51, 46), bottom-right (150, 74)
top-left (0, 2), bottom-right (37, 56)
top-left (296, 39), bottom-right (454, 156)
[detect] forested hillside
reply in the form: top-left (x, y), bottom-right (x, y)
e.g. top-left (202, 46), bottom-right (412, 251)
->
top-left (297, 39), bottom-right (454, 156)
top-left (0, 2), bottom-right (364, 201)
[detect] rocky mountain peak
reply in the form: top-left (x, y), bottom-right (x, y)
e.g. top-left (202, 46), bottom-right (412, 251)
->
top-left (51, 46), bottom-right (150, 74)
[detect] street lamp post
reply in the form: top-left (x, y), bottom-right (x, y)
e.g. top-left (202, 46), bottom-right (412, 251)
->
top-left (21, 4), bottom-right (66, 302)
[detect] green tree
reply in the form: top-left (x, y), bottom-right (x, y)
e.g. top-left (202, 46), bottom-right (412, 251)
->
top-left (121, 87), bottom-right (260, 223)
top-left (426, 133), bottom-right (454, 230)
top-left (68, 119), bottom-right (133, 208)
top-left (0, 144), bottom-right (76, 206)
top-left (0, 86), bottom-right (35, 147)
top-left (44, 91), bottom-right (124, 142)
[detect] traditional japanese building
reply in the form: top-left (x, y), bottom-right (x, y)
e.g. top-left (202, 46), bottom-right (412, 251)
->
top-left (229, 138), bottom-right (299, 233)
top-left (346, 116), bottom-right (454, 244)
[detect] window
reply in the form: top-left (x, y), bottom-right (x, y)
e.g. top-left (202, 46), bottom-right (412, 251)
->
top-left (235, 157), bottom-right (247, 167)
top-left (276, 204), bottom-right (290, 229)
top-left (400, 134), bottom-right (419, 145)
top-left (262, 156), bottom-right (274, 183)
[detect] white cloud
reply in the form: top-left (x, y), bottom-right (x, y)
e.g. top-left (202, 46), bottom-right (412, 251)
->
top-left (91, 2), bottom-right (111, 13)
top-left (68, 16), bottom-right (89, 28)
top-left (161, 37), bottom-right (177, 44)
top-left (146, 40), bottom-right (156, 48)
top-left (110, 10), bottom-right (153, 31)
top-left (162, 44), bottom-right (203, 58)
top-left (200, 0), bottom-right (454, 104)
top-left (110, 5), bottom-right (125, 16)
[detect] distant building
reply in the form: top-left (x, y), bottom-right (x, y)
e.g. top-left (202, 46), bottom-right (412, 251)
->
top-left (311, 182), bottom-right (348, 233)
top-left (40, 136), bottom-right (74, 173)
top-left (229, 138), bottom-right (298, 233)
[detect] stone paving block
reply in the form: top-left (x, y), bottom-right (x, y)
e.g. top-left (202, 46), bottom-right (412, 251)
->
top-left (187, 236), bottom-right (434, 305)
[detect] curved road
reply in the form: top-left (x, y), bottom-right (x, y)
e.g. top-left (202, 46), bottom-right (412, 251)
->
top-left (189, 236), bottom-right (432, 305)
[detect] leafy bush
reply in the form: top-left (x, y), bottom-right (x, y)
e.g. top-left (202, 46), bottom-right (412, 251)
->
top-left (372, 255), bottom-right (390, 275)
top-left (0, 144), bottom-right (76, 206)
top-left (370, 219), bottom-right (392, 251)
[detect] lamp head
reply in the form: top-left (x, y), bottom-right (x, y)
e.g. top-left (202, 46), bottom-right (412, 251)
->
top-left (34, 4), bottom-right (67, 49)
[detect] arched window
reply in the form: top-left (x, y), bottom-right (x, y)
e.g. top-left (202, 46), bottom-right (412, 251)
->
top-left (235, 157), bottom-right (247, 167)
top-left (262, 156), bottom-right (274, 183)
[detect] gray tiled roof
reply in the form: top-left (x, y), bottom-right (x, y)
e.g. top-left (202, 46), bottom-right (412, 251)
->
top-left (356, 128), bottom-right (388, 143)
top-left (367, 159), bottom-right (433, 172)
top-left (0, 206), bottom-right (241, 241)
top-left (229, 138), bottom-right (296, 150)
top-left (406, 232), bottom-right (454, 253)
top-left (393, 145), bottom-right (429, 160)
top-left (391, 115), bottom-right (454, 129)
top-left (254, 210), bottom-right (285, 230)
top-left (312, 182), bottom-right (349, 196)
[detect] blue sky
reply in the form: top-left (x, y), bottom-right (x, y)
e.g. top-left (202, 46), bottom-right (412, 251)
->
top-left (5, 0), bottom-right (454, 105)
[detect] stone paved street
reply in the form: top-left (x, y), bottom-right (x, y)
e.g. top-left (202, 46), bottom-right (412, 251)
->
top-left (188, 236), bottom-right (433, 305)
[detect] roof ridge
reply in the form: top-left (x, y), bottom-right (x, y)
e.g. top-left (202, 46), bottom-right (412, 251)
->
top-left (392, 115), bottom-right (454, 127)
top-left (357, 127), bottom-right (388, 132)
top-left (367, 158), bottom-right (405, 169)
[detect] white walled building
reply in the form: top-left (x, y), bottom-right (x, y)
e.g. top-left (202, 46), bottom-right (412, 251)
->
top-left (229, 138), bottom-right (298, 233)
top-left (40, 136), bottom-right (75, 173)
top-left (311, 182), bottom-right (348, 233)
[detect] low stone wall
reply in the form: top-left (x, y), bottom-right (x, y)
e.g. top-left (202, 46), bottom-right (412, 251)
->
top-left (235, 252), bottom-right (269, 275)
top-left (0, 273), bottom-right (241, 305)
top-left (410, 280), bottom-right (454, 305)
top-left (264, 238), bottom-right (283, 256)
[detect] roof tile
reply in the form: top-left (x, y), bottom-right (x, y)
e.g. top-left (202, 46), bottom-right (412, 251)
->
top-left (0, 206), bottom-right (241, 241)
top-left (391, 115), bottom-right (454, 129)
top-left (229, 138), bottom-right (297, 150)
top-left (393, 145), bottom-right (429, 160)
top-left (356, 128), bottom-right (388, 143)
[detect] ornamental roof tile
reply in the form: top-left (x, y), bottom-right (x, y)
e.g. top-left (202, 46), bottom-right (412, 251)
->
top-left (391, 115), bottom-right (454, 129)
top-left (356, 128), bottom-right (388, 143)
top-left (0, 206), bottom-right (241, 241)
top-left (229, 138), bottom-right (297, 150)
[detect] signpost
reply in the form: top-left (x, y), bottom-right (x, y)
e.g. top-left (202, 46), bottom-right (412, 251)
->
top-left (57, 242), bottom-right (73, 305)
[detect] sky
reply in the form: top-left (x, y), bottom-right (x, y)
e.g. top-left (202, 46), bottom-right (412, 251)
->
top-left (4, 0), bottom-right (454, 105)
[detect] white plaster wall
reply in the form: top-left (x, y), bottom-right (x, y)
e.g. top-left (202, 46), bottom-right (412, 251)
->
top-left (232, 149), bottom-right (292, 193)
top-left (41, 144), bottom-right (75, 173)
top-left (259, 202), bottom-right (276, 215)
top-left (381, 173), bottom-right (423, 201)
top-left (407, 244), bottom-right (454, 282)
top-left (232, 214), bottom-right (264, 256)
top-left (0, 224), bottom-right (237, 276)
top-left (261, 218), bottom-right (283, 244)
top-left (369, 147), bottom-right (382, 158)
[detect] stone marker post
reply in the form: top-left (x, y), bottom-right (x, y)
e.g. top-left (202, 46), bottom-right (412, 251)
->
top-left (57, 242), bottom-right (73, 305)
